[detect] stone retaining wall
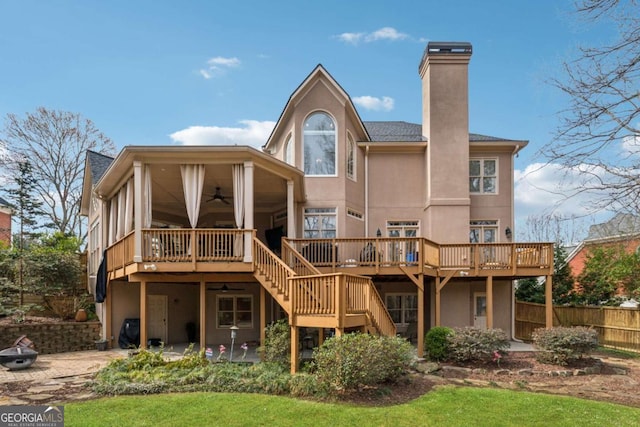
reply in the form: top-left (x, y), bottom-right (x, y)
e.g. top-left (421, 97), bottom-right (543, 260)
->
top-left (0, 321), bottom-right (101, 354)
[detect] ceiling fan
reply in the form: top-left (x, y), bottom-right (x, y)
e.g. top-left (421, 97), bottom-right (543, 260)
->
top-left (206, 187), bottom-right (232, 204)
top-left (207, 284), bottom-right (244, 292)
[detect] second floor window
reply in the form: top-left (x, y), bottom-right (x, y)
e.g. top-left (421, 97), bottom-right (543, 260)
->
top-left (469, 159), bottom-right (497, 194)
top-left (304, 112), bottom-right (336, 176)
top-left (347, 134), bottom-right (356, 180)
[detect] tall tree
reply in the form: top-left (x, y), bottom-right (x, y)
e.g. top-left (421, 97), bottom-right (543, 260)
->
top-left (1, 107), bottom-right (116, 242)
top-left (2, 161), bottom-right (45, 306)
top-left (541, 0), bottom-right (640, 215)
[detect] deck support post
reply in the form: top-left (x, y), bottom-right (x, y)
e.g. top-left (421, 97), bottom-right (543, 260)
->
top-left (140, 280), bottom-right (147, 348)
top-left (486, 275), bottom-right (493, 329)
top-left (545, 274), bottom-right (553, 328)
top-left (290, 325), bottom-right (299, 374)
top-left (199, 280), bottom-right (206, 349)
top-left (260, 287), bottom-right (266, 360)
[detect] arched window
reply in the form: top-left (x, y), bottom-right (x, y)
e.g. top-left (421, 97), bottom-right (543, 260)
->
top-left (304, 112), bottom-right (336, 175)
top-left (284, 134), bottom-right (293, 166)
top-left (347, 133), bottom-right (356, 180)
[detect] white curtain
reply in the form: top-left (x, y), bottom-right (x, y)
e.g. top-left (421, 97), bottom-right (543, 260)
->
top-left (108, 199), bottom-right (117, 245)
top-left (143, 166), bottom-right (152, 228)
top-left (124, 178), bottom-right (134, 233)
top-left (180, 164), bottom-right (205, 228)
top-left (116, 186), bottom-right (126, 239)
top-left (232, 164), bottom-right (245, 256)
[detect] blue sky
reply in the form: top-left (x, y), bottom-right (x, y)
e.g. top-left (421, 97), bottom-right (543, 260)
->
top-left (0, 0), bottom-right (615, 239)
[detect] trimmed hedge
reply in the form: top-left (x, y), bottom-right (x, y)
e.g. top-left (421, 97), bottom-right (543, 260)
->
top-left (532, 326), bottom-right (598, 365)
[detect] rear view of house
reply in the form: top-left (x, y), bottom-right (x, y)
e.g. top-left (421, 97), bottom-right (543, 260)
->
top-left (81, 42), bottom-right (554, 372)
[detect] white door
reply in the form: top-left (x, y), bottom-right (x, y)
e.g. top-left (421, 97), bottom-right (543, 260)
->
top-left (473, 292), bottom-right (487, 330)
top-left (148, 295), bottom-right (168, 344)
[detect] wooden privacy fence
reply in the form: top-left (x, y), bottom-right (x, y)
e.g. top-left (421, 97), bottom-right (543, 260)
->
top-left (515, 301), bottom-right (640, 353)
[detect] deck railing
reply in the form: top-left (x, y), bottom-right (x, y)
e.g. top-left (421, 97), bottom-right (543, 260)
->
top-left (289, 273), bottom-right (396, 336)
top-left (253, 237), bottom-right (296, 303)
top-left (286, 238), bottom-right (553, 274)
top-left (106, 231), bottom-right (135, 273)
top-left (142, 228), bottom-right (248, 263)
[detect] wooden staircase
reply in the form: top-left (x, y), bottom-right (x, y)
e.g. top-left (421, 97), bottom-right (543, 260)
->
top-left (253, 237), bottom-right (396, 338)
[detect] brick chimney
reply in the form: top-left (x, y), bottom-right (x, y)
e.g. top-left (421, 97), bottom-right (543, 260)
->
top-left (419, 42), bottom-right (472, 242)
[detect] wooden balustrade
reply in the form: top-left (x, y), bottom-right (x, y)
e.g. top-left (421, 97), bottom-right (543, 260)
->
top-left (281, 240), bottom-right (321, 276)
top-left (253, 238), bottom-right (295, 301)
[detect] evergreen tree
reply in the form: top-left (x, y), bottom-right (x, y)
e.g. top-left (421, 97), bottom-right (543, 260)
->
top-left (1, 161), bottom-right (46, 306)
top-left (552, 244), bottom-right (576, 305)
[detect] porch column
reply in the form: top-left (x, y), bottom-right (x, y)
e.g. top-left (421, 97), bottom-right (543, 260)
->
top-left (287, 180), bottom-right (295, 238)
top-left (140, 280), bottom-right (147, 348)
top-left (133, 161), bottom-right (143, 263)
top-left (200, 280), bottom-right (206, 349)
top-left (486, 275), bottom-right (493, 329)
top-left (243, 161), bottom-right (254, 262)
top-left (545, 275), bottom-right (553, 328)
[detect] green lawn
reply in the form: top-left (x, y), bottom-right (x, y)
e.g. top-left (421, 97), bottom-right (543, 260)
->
top-left (65, 386), bottom-right (640, 427)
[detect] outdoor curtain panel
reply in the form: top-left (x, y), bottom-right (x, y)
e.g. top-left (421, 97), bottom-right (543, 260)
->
top-left (180, 164), bottom-right (205, 228)
top-left (232, 164), bottom-right (245, 255)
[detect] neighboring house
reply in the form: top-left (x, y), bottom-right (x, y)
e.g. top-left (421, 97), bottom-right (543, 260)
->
top-left (80, 42), bottom-right (554, 372)
top-left (567, 213), bottom-right (640, 289)
top-left (0, 195), bottom-right (12, 246)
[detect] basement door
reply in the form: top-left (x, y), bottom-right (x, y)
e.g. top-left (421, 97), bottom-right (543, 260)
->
top-left (473, 292), bottom-right (487, 330)
top-left (148, 295), bottom-right (168, 344)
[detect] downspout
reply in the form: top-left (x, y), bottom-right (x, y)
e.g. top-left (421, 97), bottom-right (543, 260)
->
top-left (365, 145), bottom-right (370, 237)
top-left (511, 144), bottom-right (523, 342)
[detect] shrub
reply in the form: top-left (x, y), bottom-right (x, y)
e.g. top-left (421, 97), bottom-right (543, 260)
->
top-left (531, 326), bottom-right (598, 365)
top-left (424, 326), bottom-right (453, 361)
top-left (257, 319), bottom-right (290, 366)
top-left (312, 333), bottom-right (414, 392)
top-left (446, 327), bottom-right (509, 363)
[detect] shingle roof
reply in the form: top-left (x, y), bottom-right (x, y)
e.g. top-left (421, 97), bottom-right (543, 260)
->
top-left (362, 121), bottom-right (513, 143)
top-left (0, 195), bottom-right (10, 207)
top-left (586, 213), bottom-right (640, 240)
top-left (87, 150), bottom-right (114, 183)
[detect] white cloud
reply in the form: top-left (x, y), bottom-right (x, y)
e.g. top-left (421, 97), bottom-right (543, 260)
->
top-left (514, 162), bottom-right (611, 230)
top-left (352, 95), bottom-right (395, 112)
top-left (365, 27), bottom-right (408, 42)
top-left (336, 32), bottom-right (365, 45)
top-left (199, 56), bottom-right (241, 79)
top-left (335, 27), bottom-right (408, 45)
top-left (169, 120), bottom-right (276, 149)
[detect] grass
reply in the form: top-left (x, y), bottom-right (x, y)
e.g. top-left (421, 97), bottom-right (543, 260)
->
top-left (65, 386), bottom-right (640, 427)
top-left (596, 347), bottom-right (640, 359)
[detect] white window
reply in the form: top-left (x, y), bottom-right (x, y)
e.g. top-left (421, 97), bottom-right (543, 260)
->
top-left (89, 220), bottom-right (100, 274)
top-left (217, 295), bottom-right (253, 329)
top-left (347, 208), bottom-right (363, 221)
top-left (347, 133), bottom-right (356, 180)
top-left (385, 293), bottom-right (418, 325)
top-left (469, 220), bottom-right (498, 243)
top-left (304, 208), bottom-right (336, 238)
top-left (284, 134), bottom-right (294, 166)
top-left (469, 159), bottom-right (497, 194)
top-left (304, 112), bottom-right (336, 175)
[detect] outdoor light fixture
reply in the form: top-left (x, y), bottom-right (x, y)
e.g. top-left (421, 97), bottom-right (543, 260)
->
top-left (143, 264), bottom-right (157, 271)
top-left (505, 227), bottom-right (512, 240)
top-left (229, 325), bottom-right (239, 361)
top-left (376, 228), bottom-right (382, 237)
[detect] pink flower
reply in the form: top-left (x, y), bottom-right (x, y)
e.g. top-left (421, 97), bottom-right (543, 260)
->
top-left (493, 350), bottom-right (502, 366)
top-left (217, 344), bottom-right (226, 361)
top-left (240, 342), bottom-right (249, 351)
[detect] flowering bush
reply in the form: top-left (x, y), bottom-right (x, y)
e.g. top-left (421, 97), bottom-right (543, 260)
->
top-left (446, 327), bottom-right (509, 363)
top-left (532, 326), bottom-right (598, 365)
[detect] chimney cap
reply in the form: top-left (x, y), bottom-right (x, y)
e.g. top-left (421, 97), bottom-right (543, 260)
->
top-left (426, 41), bottom-right (472, 54)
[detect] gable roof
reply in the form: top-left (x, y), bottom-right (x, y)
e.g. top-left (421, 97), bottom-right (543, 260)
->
top-left (586, 213), bottom-right (640, 240)
top-left (0, 195), bottom-right (10, 208)
top-left (87, 150), bottom-right (115, 183)
top-left (263, 64), bottom-right (370, 150)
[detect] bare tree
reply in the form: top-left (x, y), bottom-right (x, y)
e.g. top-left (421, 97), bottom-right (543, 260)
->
top-left (540, 0), bottom-right (640, 214)
top-left (521, 213), bottom-right (587, 245)
top-left (1, 107), bottom-right (116, 242)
